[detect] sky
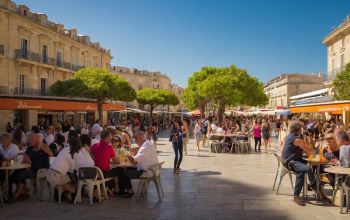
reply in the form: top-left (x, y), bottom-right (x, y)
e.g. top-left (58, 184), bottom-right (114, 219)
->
top-left (14, 0), bottom-right (350, 87)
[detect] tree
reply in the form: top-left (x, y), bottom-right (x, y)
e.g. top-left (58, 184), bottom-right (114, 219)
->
top-left (137, 88), bottom-right (179, 121)
top-left (50, 67), bottom-right (136, 123)
top-left (183, 66), bottom-right (216, 117)
top-left (334, 63), bottom-right (350, 100)
top-left (185, 65), bottom-right (268, 122)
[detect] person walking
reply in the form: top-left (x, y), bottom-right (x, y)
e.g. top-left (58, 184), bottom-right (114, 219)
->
top-left (170, 121), bottom-right (183, 174)
top-left (262, 120), bottom-right (271, 153)
top-left (252, 120), bottom-right (262, 152)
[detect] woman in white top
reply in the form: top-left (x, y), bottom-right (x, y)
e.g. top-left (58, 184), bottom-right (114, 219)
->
top-left (46, 137), bottom-right (94, 203)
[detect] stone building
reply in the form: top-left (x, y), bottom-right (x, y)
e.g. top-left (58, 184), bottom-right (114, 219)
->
top-left (111, 66), bottom-right (184, 111)
top-left (0, 0), bottom-right (119, 132)
top-left (264, 73), bottom-right (325, 109)
top-left (323, 15), bottom-right (350, 91)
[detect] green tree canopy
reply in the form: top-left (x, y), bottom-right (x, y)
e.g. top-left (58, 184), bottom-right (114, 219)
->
top-left (49, 67), bottom-right (136, 123)
top-left (334, 63), bottom-right (350, 100)
top-left (183, 66), bottom-right (217, 116)
top-left (184, 65), bottom-right (268, 122)
top-left (137, 88), bottom-right (179, 120)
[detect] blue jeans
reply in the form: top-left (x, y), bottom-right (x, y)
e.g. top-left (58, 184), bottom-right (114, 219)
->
top-left (289, 160), bottom-right (316, 196)
top-left (172, 141), bottom-right (183, 171)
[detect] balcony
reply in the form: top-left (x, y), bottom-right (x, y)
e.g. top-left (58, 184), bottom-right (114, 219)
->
top-left (0, 86), bottom-right (50, 96)
top-left (14, 49), bottom-right (84, 72)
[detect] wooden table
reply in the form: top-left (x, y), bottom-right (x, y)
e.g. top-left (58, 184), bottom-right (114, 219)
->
top-left (324, 166), bottom-right (350, 213)
top-left (0, 163), bottom-right (31, 200)
top-left (304, 158), bottom-right (329, 200)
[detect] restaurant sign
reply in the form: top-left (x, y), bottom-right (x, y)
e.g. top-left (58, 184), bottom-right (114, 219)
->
top-left (290, 102), bottom-right (350, 114)
top-left (0, 98), bottom-right (124, 111)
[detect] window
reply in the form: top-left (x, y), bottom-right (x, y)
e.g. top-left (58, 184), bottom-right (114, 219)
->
top-left (20, 38), bottom-right (28, 58)
top-left (71, 52), bottom-right (78, 69)
top-left (56, 49), bottom-right (63, 67)
top-left (332, 58), bottom-right (336, 71)
top-left (340, 54), bottom-right (345, 68)
top-left (40, 78), bottom-right (47, 96)
top-left (42, 45), bottom-right (48, 63)
top-left (19, 75), bottom-right (26, 94)
top-left (342, 38), bottom-right (345, 48)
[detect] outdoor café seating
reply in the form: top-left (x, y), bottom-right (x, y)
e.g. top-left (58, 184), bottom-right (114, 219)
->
top-left (135, 161), bottom-right (165, 203)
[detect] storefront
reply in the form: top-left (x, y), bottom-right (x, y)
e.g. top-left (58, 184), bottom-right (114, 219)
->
top-left (0, 97), bottom-right (125, 132)
top-left (290, 100), bottom-right (350, 129)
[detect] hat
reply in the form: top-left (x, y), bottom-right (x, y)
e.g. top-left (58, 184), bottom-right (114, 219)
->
top-left (91, 124), bottom-right (103, 135)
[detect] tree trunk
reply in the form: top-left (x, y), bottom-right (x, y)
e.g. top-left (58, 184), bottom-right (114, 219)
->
top-left (150, 105), bottom-right (154, 123)
top-left (199, 104), bottom-right (206, 119)
top-left (97, 100), bottom-right (104, 125)
top-left (217, 101), bottom-right (225, 123)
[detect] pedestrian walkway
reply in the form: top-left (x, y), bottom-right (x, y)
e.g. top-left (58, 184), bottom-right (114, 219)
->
top-left (1, 136), bottom-right (349, 220)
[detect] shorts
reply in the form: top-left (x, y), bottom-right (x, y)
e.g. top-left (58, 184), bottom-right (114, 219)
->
top-left (46, 169), bottom-right (71, 186)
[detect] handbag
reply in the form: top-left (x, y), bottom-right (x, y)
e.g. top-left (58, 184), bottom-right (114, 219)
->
top-left (67, 170), bottom-right (78, 184)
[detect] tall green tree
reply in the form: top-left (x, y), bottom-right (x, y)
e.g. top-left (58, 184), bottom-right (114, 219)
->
top-left (185, 65), bottom-right (268, 122)
top-left (183, 66), bottom-right (217, 117)
top-left (334, 63), bottom-right (350, 100)
top-left (50, 67), bottom-right (136, 123)
top-left (137, 88), bottom-right (179, 121)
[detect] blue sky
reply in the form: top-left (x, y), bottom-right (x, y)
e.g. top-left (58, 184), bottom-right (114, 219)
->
top-left (15, 0), bottom-right (350, 87)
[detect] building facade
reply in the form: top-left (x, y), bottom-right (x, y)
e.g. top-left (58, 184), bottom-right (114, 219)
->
top-left (264, 73), bottom-right (325, 109)
top-left (111, 66), bottom-right (184, 111)
top-left (323, 15), bottom-right (350, 90)
top-left (0, 0), bottom-right (114, 131)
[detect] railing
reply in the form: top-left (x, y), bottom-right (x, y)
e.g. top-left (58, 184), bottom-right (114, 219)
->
top-left (0, 44), bottom-right (4, 55)
top-left (14, 49), bottom-right (84, 72)
top-left (0, 86), bottom-right (50, 96)
top-left (326, 67), bottom-right (345, 81)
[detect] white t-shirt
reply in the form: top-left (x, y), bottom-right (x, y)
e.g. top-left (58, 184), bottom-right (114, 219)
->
top-left (80, 127), bottom-right (89, 135)
top-left (216, 127), bottom-right (225, 134)
top-left (134, 140), bottom-right (159, 171)
top-left (74, 148), bottom-right (94, 169)
top-left (50, 147), bottom-right (75, 174)
top-left (210, 123), bottom-right (218, 133)
top-left (0, 143), bottom-right (19, 160)
top-left (45, 133), bottom-right (55, 146)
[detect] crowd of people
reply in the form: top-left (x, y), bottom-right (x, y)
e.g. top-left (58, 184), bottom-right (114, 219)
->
top-left (0, 118), bottom-right (160, 203)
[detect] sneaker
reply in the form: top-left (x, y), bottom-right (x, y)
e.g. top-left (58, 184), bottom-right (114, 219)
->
top-left (293, 196), bottom-right (306, 206)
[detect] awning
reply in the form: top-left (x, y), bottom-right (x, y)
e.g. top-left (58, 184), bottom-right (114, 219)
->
top-left (126, 108), bottom-right (150, 114)
top-left (0, 97), bottom-right (125, 111)
top-left (290, 100), bottom-right (350, 114)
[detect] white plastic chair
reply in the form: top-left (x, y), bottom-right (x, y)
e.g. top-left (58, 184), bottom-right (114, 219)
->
top-left (340, 175), bottom-right (350, 214)
top-left (135, 161), bottom-right (165, 203)
top-left (35, 168), bottom-right (50, 200)
top-left (74, 166), bottom-right (109, 206)
top-left (49, 181), bottom-right (64, 204)
top-left (272, 153), bottom-right (294, 194)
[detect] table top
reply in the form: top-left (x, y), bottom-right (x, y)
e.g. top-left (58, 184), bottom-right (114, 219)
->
top-left (209, 133), bottom-right (247, 137)
top-left (324, 166), bottom-right (350, 175)
top-left (0, 163), bottom-right (31, 170)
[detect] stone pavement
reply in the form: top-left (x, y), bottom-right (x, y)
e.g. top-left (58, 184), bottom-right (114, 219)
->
top-left (1, 134), bottom-right (350, 220)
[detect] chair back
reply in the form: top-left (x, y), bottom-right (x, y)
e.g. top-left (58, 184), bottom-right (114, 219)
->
top-left (36, 168), bottom-right (48, 179)
top-left (148, 161), bottom-right (165, 177)
top-left (78, 167), bottom-right (99, 181)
